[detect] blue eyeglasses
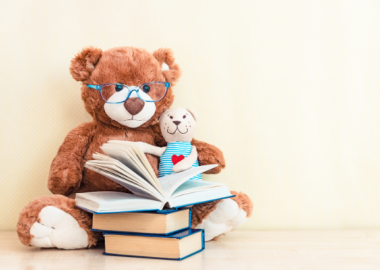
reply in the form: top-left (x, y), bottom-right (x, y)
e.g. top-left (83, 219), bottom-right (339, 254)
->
top-left (87, 82), bottom-right (170, 104)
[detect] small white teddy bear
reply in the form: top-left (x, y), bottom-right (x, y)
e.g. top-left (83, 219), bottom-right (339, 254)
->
top-left (138, 108), bottom-right (201, 180)
top-left (139, 108), bottom-right (250, 241)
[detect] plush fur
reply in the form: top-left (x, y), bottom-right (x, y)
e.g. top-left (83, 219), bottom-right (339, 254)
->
top-left (17, 195), bottom-right (101, 247)
top-left (17, 46), bottom-right (252, 248)
top-left (192, 192), bottom-right (253, 241)
top-left (230, 191), bottom-right (254, 217)
top-left (191, 192), bottom-right (253, 228)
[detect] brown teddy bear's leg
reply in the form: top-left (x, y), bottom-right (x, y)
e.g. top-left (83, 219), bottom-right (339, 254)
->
top-left (191, 191), bottom-right (253, 241)
top-left (17, 195), bottom-right (102, 249)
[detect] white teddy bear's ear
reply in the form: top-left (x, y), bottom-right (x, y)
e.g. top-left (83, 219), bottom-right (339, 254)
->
top-left (186, 108), bottom-right (197, 121)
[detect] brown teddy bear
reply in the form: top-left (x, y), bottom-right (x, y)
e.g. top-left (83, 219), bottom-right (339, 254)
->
top-left (16, 46), bottom-right (253, 249)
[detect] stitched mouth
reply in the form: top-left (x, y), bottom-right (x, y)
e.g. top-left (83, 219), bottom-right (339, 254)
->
top-left (121, 115), bottom-right (143, 121)
top-left (167, 127), bottom-right (188, 135)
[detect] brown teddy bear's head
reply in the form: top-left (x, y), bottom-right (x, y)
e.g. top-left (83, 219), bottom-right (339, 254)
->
top-left (70, 46), bottom-right (181, 129)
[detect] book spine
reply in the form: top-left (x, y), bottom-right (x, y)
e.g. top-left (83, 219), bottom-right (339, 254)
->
top-left (202, 229), bottom-right (205, 249)
top-left (103, 249), bottom-right (204, 261)
top-left (95, 227), bottom-right (190, 236)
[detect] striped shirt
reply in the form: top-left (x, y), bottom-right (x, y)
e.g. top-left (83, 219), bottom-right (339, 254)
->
top-left (158, 141), bottom-right (202, 180)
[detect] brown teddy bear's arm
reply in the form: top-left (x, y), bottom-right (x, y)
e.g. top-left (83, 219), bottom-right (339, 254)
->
top-left (191, 139), bottom-right (226, 174)
top-left (48, 122), bottom-right (96, 196)
top-left (151, 123), bottom-right (167, 147)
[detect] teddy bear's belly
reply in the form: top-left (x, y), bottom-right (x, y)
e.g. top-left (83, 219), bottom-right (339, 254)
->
top-left (75, 128), bottom-right (157, 194)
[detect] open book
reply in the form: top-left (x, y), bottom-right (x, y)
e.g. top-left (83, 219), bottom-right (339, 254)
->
top-left (76, 140), bottom-right (232, 213)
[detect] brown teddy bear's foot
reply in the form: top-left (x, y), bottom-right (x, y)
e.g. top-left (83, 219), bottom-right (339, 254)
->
top-left (17, 195), bottom-right (101, 249)
top-left (192, 191), bottom-right (253, 241)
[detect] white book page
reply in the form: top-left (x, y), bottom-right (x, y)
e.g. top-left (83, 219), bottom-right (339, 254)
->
top-left (134, 144), bottom-right (159, 185)
top-left (101, 146), bottom-right (149, 180)
top-left (75, 192), bottom-right (164, 212)
top-left (100, 146), bottom-right (162, 194)
top-left (167, 185), bottom-right (232, 208)
top-left (104, 143), bottom-right (152, 180)
top-left (88, 163), bottom-right (145, 188)
top-left (87, 153), bottom-right (167, 200)
top-left (88, 158), bottom-right (146, 189)
top-left (158, 164), bottom-right (218, 199)
top-left (170, 181), bottom-right (225, 199)
top-left (108, 140), bottom-right (159, 188)
top-left (91, 153), bottom-right (147, 183)
top-left (86, 162), bottom-right (162, 198)
top-left (84, 164), bottom-right (163, 201)
top-left (76, 191), bottom-right (145, 204)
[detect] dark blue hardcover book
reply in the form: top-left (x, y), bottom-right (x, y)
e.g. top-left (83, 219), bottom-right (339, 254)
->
top-left (103, 229), bottom-right (205, 260)
top-left (90, 208), bottom-right (192, 235)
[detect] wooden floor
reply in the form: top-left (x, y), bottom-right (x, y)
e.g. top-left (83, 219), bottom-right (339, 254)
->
top-left (1, 230), bottom-right (380, 270)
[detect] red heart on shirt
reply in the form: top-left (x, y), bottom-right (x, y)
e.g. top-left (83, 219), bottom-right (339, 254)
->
top-left (172, 155), bottom-right (185, 165)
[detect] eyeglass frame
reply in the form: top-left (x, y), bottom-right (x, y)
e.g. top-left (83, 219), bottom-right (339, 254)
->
top-left (87, 81), bottom-right (171, 104)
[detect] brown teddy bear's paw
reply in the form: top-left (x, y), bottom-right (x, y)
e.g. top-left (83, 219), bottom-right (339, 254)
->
top-left (17, 195), bottom-right (97, 249)
top-left (231, 191), bottom-right (254, 217)
top-left (193, 194), bottom-right (252, 241)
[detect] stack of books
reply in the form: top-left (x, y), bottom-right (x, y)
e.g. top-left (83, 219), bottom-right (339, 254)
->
top-left (75, 141), bottom-right (234, 260)
top-left (81, 208), bottom-right (204, 260)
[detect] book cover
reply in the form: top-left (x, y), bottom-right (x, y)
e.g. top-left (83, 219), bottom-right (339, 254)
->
top-left (103, 229), bottom-right (205, 260)
top-left (76, 194), bottom-right (235, 214)
top-left (90, 208), bottom-right (192, 235)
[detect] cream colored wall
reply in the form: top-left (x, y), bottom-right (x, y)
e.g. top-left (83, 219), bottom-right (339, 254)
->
top-left (1, 1), bottom-right (380, 231)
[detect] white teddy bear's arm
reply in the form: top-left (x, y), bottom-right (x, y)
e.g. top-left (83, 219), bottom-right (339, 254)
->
top-left (137, 142), bottom-right (166, 157)
top-left (172, 146), bottom-right (198, 173)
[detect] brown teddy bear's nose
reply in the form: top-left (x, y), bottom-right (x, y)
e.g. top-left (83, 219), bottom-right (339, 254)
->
top-left (124, 97), bottom-right (145, 115)
top-left (173, 121), bottom-right (181, 125)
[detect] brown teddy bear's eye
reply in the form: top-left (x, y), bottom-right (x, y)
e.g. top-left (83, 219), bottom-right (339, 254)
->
top-left (142, 85), bottom-right (150, 93)
top-left (115, 84), bottom-right (123, 92)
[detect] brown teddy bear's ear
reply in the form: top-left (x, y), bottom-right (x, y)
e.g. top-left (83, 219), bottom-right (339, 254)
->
top-left (153, 48), bottom-right (182, 85)
top-left (70, 46), bottom-right (102, 82)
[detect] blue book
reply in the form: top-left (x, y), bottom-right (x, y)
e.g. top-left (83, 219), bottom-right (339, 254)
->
top-left (103, 229), bottom-right (205, 260)
top-left (90, 208), bottom-right (192, 235)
